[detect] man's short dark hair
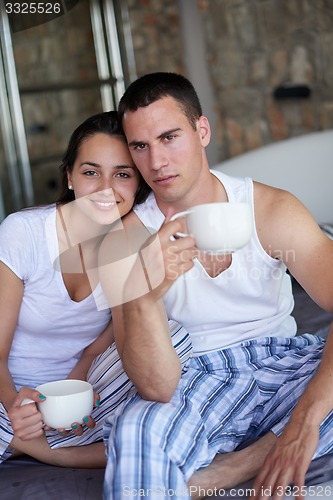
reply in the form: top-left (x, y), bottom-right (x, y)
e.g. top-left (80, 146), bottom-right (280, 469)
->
top-left (118, 72), bottom-right (202, 130)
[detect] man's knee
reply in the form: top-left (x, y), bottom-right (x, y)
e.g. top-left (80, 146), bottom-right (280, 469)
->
top-left (107, 398), bottom-right (162, 439)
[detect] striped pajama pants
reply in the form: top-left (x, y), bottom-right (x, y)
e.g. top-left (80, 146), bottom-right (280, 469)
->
top-left (103, 334), bottom-right (333, 499)
top-left (0, 321), bottom-right (191, 463)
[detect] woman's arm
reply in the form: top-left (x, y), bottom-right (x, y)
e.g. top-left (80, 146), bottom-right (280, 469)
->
top-left (0, 261), bottom-right (24, 410)
top-left (63, 320), bottom-right (114, 435)
top-left (67, 320), bottom-right (114, 380)
top-left (0, 261), bottom-right (45, 440)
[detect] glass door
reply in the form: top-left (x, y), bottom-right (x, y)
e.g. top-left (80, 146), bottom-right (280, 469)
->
top-left (0, 0), bottom-right (135, 219)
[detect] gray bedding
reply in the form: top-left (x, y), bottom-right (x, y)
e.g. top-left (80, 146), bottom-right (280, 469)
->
top-left (1, 279), bottom-right (332, 499)
top-left (0, 455), bottom-right (104, 499)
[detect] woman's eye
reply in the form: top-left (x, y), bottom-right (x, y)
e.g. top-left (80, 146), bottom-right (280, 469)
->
top-left (115, 172), bottom-right (130, 178)
top-left (84, 170), bottom-right (98, 176)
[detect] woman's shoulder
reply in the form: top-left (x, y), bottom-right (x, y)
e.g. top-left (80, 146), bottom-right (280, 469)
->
top-left (0, 205), bottom-right (56, 253)
top-left (16, 203), bottom-right (55, 219)
top-left (0, 205), bottom-right (56, 277)
top-left (1, 204), bottom-right (55, 228)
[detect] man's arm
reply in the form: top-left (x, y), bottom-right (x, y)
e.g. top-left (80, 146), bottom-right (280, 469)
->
top-left (253, 321), bottom-right (333, 500)
top-left (255, 182), bottom-right (333, 313)
top-left (111, 297), bottom-right (181, 402)
top-left (99, 212), bottom-right (196, 402)
top-left (252, 184), bottom-right (333, 498)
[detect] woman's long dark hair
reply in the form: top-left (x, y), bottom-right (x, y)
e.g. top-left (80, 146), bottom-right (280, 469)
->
top-left (57, 111), bottom-right (150, 205)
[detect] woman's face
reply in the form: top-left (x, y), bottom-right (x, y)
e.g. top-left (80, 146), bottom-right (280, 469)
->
top-left (67, 133), bottom-right (140, 226)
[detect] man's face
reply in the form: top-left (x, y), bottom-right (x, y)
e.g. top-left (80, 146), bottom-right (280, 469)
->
top-left (122, 96), bottom-right (210, 209)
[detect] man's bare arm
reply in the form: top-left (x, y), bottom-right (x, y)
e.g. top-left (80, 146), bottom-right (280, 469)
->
top-left (99, 212), bottom-right (196, 401)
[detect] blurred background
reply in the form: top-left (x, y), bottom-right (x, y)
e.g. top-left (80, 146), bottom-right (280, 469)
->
top-left (0, 0), bottom-right (332, 220)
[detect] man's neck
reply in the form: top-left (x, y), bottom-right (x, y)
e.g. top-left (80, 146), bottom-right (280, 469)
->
top-left (155, 170), bottom-right (228, 216)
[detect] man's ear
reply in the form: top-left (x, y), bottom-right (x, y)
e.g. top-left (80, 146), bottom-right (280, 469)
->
top-left (197, 115), bottom-right (211, 147)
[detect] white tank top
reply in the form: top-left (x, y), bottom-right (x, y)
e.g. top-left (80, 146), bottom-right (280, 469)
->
top-left (134, 171), bottom-right (296, 354)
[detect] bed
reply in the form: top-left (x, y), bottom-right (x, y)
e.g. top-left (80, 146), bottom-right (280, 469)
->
top-left (1, 130), bottom-right (333, 499)
top-left (210, 129), bottom-right (333, 499)
top-left (1, 281), bottom-right (332, 500)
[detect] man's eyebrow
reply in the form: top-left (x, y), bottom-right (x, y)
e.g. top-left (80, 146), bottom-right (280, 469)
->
top-left (157, 128), bottom-right (181, 139)
top-left (128, 128), bottom-right (182, 147)
top-left (128, 140), bottom-right (144, 148)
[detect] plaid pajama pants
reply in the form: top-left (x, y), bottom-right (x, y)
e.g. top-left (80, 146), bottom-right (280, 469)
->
top-left (103, 334), bottom-right (333, 499)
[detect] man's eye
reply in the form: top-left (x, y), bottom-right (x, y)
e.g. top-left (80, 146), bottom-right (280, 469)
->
top-left (134, 144), bottom-right (146, 150)
top-left (165, 135), bottom-right (175, 141)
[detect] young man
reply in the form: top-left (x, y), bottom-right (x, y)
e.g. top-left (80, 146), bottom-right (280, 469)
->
top-left (100, 72), bottom-right (333, 499)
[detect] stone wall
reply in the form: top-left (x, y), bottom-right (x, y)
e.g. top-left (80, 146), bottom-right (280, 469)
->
top-left (198, 0), bottom-right (333, 159)
top-left (1, 0), bottom-right (332, 210)
top-left (126, 0), bottom-right (186, 76)
top-left (128, 0), bottom-right (333, 160)
top-left (5, 0), bottom-right (102, 206)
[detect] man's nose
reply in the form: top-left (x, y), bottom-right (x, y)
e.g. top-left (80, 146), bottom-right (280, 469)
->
top-left (149, 146), bottom-right (168, 171)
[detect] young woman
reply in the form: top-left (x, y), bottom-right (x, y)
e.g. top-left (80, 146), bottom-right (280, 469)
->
top-left (0, 111), bottom-right (154, 468)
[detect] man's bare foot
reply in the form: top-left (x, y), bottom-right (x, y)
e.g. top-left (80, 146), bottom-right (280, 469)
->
top-left (8, 449), bottom-right (24, 459)
top-left (187, 453), bottom-right (233, 499)
top-left (187, 433), bottom-right (277, 499)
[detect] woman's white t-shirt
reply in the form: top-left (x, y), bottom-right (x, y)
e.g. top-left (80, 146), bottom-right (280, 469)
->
top-left (0, 205), bottom-right (111, 389)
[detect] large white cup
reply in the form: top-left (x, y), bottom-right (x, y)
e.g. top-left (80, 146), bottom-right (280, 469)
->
top-left (170, 202), bottom-right (253, 254)
top-left (35, 379), bottom-right (94, 429)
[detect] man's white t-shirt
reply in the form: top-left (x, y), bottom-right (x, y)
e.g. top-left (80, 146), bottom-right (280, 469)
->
top-left (134, 171), bottom-right (296, 355)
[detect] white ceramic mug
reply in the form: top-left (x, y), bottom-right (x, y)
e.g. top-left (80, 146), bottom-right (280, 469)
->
top-left (32, 379), bottom-right (94, 429)
top-left (170, 202), bottom-right (253, 254)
